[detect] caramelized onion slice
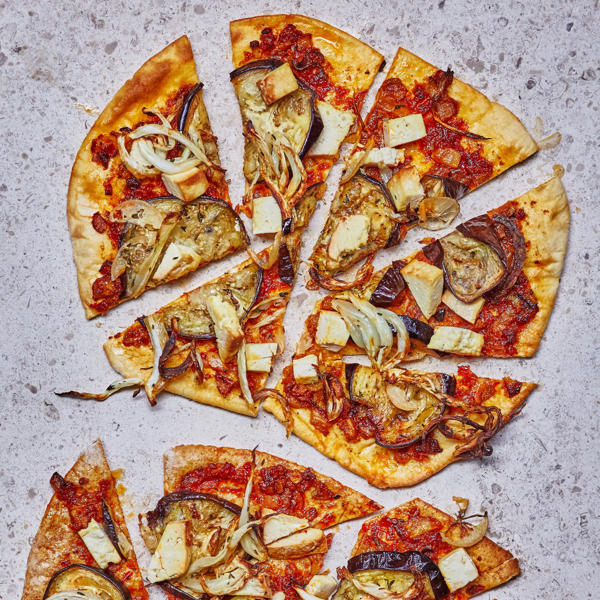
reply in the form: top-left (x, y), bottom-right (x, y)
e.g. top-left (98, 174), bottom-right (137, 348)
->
top-left (417, 196), bottom-right (460, 231)
top-left (55, 378), bottom-right (143, 402)
top-left (441, 512), bottom-right (489, 548)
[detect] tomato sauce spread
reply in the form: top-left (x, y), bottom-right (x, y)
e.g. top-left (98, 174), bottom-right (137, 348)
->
top-left (357, 506), bottom-right (453, 562)
top-left (122, 321), bottom-right (150, 347)
top-left (361, 71), bottom-right (494, 189)
top-left (242, 25), bottom-right (353, 109)
top-left (91, 261), bottom-right (123, 314)
top-left (176, 460), bottom-right (339, 524)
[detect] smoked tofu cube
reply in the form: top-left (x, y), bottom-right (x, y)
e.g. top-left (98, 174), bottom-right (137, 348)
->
top-left (307, 101), bottom-right (356, 156)
top-left (437, 548), bottom-right (479, 592)
top-left (293, 354), bottom-right (319, 384)
top-left (252, 195), bottom-right (282, 235)
top-left (257, 63), bottom-right (299, 105)
top-left (328, 214), bottom-right (370, 261)
top-left (162, 167), bottom-right (209, 202)
top-left (78, 519), bottom-right (121, 569)
top-left (427, 326), bottom-right (484, 356)
top-left (305, 575), bottom-right (339, 599)
top-left (315, 310), bottom-right (350, 348)
top-left (442, 289), bottom-right (485, 324)
top-left (148, 520), bottom-right (192, 583)
top-left (362, 147), bottom-right (404, 167)
top-left (245, 343), bottom-right (278, 372)
top-left (206, 294), bottom-right (244, 363)
top-left (400, 260), bottom-right (444, 319)
top-left (383, 114), bottom-right (427, 147)
top-left (387, 166), bottom-right (424, 210)
top-left (152, 243), bottom-right (201, 281)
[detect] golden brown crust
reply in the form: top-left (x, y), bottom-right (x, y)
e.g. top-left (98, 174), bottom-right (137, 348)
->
top-left (230, 15), bottom-right (384, 95)
top-left (264, 375), bottom-right (535, 489)
top-left (103, 334), bottom-right (260, 416)
top-left (352, 500), bottom-right (520, 598)
top-left (163, 444), bottom-right (381, 524)
top-left (21, 441), bottom-right (145, 600)
top-left (384, 48), bottom-right (539, 182)
top-left (510, 176), bottom-right (570, 355)
top-left (67, 36), bottom-right (199, 318)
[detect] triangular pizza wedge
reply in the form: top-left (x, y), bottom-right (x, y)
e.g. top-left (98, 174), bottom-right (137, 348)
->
top-left (101, 186), bottom-right (324, 415)
top-left (308, 46), bottom-right (539, 288)
top-left (229, 15), bottom-right (384, 242)
top-left (135, 444), bottom-right (380, 600)
top-left (264, 360), bottom-right (535, 488)
top-left (334, 499), bottom-right (520, 599)
top-left (21, 440), bottom-right (147, 600)
top-left (69, 36), bottom-right (248, 318)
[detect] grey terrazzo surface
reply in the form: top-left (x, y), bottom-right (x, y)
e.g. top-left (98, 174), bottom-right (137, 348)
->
top-left (1, 0), bottom-right (599, 598)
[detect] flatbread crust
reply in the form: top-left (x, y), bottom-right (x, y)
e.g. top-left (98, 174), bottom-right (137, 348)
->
top-left (164, 444), bottom-right (381, 525)
top-left (383, 47), bottom-right (539, 183)
top-left (352, 499), bottom-right (520, 598)
top-left (230, 14), bottom-right (384, 94)
top-left (21, 440), bottom-right (146, 600)
top-left (263, 371), bottom-right (535, 489)
top-left (67, 36), bottom-right (200, 318)
top-left (512, 176), bottom-right (570, 355)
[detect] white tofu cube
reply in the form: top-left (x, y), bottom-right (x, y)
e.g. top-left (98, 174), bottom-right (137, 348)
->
top-left (293, 354), bottom-right (319, 384)
top-left (305, 575), bottom-right (339, 599)
top-left (327, 214), bottom-right (370, 261)
top-left (148, 520), bottom-right (192, 583)
top-left (78, 519), bottom-right (121, 569)
top-left (442, 289), bottom-right (485, 324)
top-left (152, 242), bottom-right (201, 281)
top-left (427, 326), bottom-right (484, 356)
top-left (387, 166), bottom-right (424, 211)
top-left (438, 548), bottom-right (479, 592)
top-left (315, 310), bottom-right (349, 348)
top-left (383, 114), bottom-right (427, 147)
top-left (307, 101), bottom-right (356, 156)
top-left (400, 260), bottom-right (444, 319)
top-left (362, 147), bottom-right (405, 167)
top-left (257, 63), bottom-right (299, 105)
top-left (252, 195), bottom-right (282, 235)
top-left (162, 167), bottom-right (209, 202)
top-left (245, 342), bottom-right (278, 372)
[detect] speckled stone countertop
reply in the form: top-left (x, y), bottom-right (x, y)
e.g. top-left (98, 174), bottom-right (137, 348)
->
top-left (1, 0), bottom-right (598, 598)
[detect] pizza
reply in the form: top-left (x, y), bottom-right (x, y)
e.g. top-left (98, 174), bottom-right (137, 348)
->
top-left (229, 15), bottom-right (383, 247)
top-left (68, 36), bottom-right (247, 318)
top-left (261, 177), bottom-right (569, 487)
top-left (95, 186), bottom-right (323, 414)
top-left (308, 47), bottom-right (539, 288)
top-left (333, 498), bottom-right (520, 599)
top-left (137, 445), bottom-right (381, 600)
top-left (21, 440), bottom-right (147, 600)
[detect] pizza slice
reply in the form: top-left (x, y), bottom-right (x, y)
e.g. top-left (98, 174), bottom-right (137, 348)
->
top-left (229, 15), bottom-right (383, 243)
top-left (308, 46), bottom-right (539, 288)
top-left (136, 445), bottom-right (381, 600)
top-left (21, 440), bottom-right (147, 600)
top-left (69, 35), bottom-right (248, 318)
top-left (96, 186), bottom-right (323, 415)
top-left (331, 498), bottom-right (520, 599)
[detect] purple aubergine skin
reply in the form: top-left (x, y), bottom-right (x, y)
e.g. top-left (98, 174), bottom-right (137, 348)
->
top-left (399, 315), bottom-right (434, 344)
top-left (102, 499), bottom-right (126, 560)
top-left (160, 581), bottom-right (208, 600)
top-left (422, 173), bottom-right (470, 201)
top-left (177, 82), bottom-right (205, 133)
top-left (229, 58), bottom-right (323, 157)
top-left (456, 214), bottom-right (505, 260)
top-left (347, 550), bottom-right (450, 600)
top-left (369, 260), bottom-right (407, 308)
top-left (484, 215), bottom-right (527, 299)
top-left (422, 239), bottom-right (444, 268)
top-left (278, 242), bottom-right (295, 286)
top-left (144, 491), bottom-right (241, 530)
top-left (43, 564), bottom-right (132, 600)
